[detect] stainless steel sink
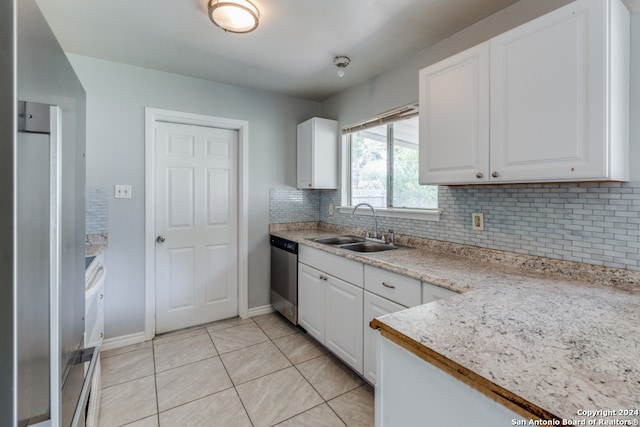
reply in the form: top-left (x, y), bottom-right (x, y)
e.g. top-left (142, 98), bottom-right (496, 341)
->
top-left (339, 242), bottom-right (399, 253)
top-left (312, 235), bottom-right (365, 245)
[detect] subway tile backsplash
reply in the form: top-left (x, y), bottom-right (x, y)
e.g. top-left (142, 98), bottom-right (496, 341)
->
top-left (86, 186), bottom-right (109, 234)
top-left (269, 187), bottom-right (320, 223)
top-left (309, 182), bottom-right (639, 272)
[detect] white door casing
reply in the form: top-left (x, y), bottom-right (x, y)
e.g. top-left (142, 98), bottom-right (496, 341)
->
top-left (154, 122), bottom-right (238, 333)
top-left (145, 108), bottom-right (249, 340)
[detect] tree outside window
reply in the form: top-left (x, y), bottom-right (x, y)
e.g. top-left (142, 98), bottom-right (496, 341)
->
top-left (350, 116), bottom-right (437, 209)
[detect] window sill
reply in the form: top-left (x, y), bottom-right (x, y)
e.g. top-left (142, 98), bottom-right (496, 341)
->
top-left (336, 206), bottom-right (442, 222)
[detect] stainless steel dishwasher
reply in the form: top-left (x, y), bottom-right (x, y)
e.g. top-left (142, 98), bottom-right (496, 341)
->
top-left (270, 235), bottom-right (298, 325)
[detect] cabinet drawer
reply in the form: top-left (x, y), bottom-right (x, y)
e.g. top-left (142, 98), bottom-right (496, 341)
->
top-left (422, 282), bottom-right (459, 304)
top-left (299, 245), bottom-right (363, 287)
top-left (364, 265), bottom-right (421, 307)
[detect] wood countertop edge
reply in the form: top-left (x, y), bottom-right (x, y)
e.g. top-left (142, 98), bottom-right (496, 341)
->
top-left (370, 319), bottom-right (561, 422)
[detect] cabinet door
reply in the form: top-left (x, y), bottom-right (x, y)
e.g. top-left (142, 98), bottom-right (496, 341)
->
top-left (490, 0), bottom-right (623, 182)
top-left (325, 276), bottom-right (364, 374)
top-left (296, 119), bottom-right (313, 189)
top-left (298, 263), bottom-right (325, 343)
top-left (363, 291), bottom-right (405, 384)
top-left (297, 118), bottom-right (338, 189)
top-left (419, 42), bottom-right (490, 185)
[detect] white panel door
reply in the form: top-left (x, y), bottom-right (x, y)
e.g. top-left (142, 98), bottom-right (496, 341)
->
top-left (325, 276), bottom-right (363, 374)
top-left (363, 291), bottom-right (405, 385)
top-left (155, 121), bottom-right (238, 333)
top-left (298, 263), bottom-right (325, 343)
top-left (490, 0), bottom-right (606, 182)
top-left (419, 42), bottom-right (490, 185)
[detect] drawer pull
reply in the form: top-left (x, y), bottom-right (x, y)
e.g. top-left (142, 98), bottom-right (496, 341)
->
top-left (382, 282), bottom-right (396, 289)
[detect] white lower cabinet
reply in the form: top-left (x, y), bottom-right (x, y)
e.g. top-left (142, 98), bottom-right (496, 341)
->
top-left (376, 334), bottom-right (525, 427)
top-left (298, 247), bottom-right (364, 374)
top-left (325, 277), bottom-right (363, 371)
top-left (363, 291), bottom-right (405, 384)
top-left (298, 246), bottom-right (461, 383)
top-left (298, 262), bottom-right (326, 343)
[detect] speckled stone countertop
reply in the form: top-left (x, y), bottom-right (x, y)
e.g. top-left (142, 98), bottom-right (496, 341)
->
top-left (271, 222), bottom-right (640, 421)
top-left (86, 233), bottom-right (108, 257)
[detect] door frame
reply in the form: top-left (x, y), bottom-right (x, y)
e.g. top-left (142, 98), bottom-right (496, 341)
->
top-left (144, 107), bottom-right (249, 341)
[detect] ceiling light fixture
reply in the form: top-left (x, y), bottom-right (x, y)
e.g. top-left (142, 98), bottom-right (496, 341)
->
top-left (208, 0), bottom-right (260, 34)
top-left (334, 56), bottom-right (351, 78)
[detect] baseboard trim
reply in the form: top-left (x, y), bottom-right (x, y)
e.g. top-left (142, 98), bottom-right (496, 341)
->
top-left (101, 332), bottom-right (147, 352)
top-left (247, 305), bottom-right (275, 317)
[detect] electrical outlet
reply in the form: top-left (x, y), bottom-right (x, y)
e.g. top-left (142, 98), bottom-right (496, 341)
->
top-left (329, 204), bottom-right (334, 216)
top-left (114, 184), bottom-right (132, 199)
top-left (472, 212), bottom-right (484, 231)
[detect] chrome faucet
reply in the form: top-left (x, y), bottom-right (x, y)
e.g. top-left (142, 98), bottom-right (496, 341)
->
top-left (351, 203), bottom-right (385, 243)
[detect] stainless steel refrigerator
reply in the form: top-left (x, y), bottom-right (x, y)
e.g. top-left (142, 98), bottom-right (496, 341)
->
top-left (1, 0), bottom-right (87, 425)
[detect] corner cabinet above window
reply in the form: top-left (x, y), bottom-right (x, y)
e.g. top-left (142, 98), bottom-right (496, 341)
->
top-left (419, 0), bottom-right (630, 185)
top-left (297, 117), bottom-right (338, 189)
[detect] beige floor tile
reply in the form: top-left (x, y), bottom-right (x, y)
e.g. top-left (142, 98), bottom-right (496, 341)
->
top-left (101, 347), bottom-right (155, 389)
top-left (236, 366), bottom-right (323, 427)
top-left (101, 341), bottom-right (152, 359)
top-left (153, 326), bottom-right (207, 346)
top-left (273, 332), bottom-right (327, 364)
top-left (205, 316), bottom-right (254, 333)
top-left (123, 415), bottom-right (159, 427)
top-left (328, 385), bottom-right (375, 427)
top-left (276, 403), bottom-right (347, 427)
top-left (296, 354), bottom-right (363, 400)
top-left (156, 357), bottom-right (233, 411)
top-left (253, 312), bottom-right (299, 339)
top-left (159, 388), bottom-right (252, 427)
top-left (154, 333), bottom-right (217, 372)
top-left (220, 341), bottom-right (291, 385)
top-left (208, 322), bottom-right (269, 354)
top-left (98, 375), bottom-right (157, 427)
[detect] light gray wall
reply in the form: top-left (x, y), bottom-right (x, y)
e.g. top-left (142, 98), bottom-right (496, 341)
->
top-left (319, 0), bottom-right (640, 271)
top-left (69, 54), bottom-right (319, 339)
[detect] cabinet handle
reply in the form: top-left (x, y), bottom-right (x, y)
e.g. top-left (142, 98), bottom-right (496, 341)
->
top-left (382, 282), bottom-right (396, 289)
top-left (476, 172), bottom-right (484, 179)
top-left (100, 294), bottom-right (103, 300)
top-left (491, 171), bottom-right (499, 178)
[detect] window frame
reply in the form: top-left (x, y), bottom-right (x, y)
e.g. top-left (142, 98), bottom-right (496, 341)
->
top-left (339, 106), bottom-right (441, 222)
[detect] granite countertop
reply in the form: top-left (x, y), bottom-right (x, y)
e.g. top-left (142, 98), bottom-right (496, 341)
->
top-left (86, 233), bottom-right (108, 257)
top-left (271, 223), bottom-right (640, 422)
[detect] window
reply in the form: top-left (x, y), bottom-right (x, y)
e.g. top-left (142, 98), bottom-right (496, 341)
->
top-left (347, 115), bottom-right (437, 210)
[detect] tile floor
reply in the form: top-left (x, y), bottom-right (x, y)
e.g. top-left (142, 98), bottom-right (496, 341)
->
top-left (98, 313), bottom-right (374, 427)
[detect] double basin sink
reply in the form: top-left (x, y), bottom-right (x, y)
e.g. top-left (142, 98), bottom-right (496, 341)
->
top-left (310, 235), bottom-right (399, 253)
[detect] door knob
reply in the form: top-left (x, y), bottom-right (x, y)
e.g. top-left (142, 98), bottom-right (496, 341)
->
top-left (476, 172), bottom-right (484, 179)
top-left (156, 235), bottom-right (166, 244)
top-left (492, 171), bottom-right (499, 178)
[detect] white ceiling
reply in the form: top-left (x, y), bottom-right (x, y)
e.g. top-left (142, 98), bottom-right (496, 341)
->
top-left (35, 0), bottom-right (637, 102)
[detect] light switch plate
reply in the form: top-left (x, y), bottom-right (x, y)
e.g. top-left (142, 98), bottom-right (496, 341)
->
top-left (114, 184), bottom-right (132, 199)
top-left (472, 212), bottom-right (483, 231)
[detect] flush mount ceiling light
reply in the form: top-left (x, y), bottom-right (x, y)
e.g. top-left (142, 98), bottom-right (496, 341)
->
top-left (208, 0), bottom-right (260, 34)
top-left (334, 56), bottom-right (351, 77)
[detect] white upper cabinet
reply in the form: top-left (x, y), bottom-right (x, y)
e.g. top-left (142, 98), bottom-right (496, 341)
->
top-left (419, 0), bottom-right (629, 185)
top-left (297, 117), bottom-right (338, 189)
top-left (419, 43), bottom-right (490, 184)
